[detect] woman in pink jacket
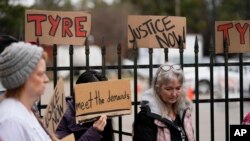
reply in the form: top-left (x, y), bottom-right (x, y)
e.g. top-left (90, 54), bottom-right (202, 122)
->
top-left (133, 62), bottom-right (195, 141)
top-left (243, 112), bottom-right (250, 124)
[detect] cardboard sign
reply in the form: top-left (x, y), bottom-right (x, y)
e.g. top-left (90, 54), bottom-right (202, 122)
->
top-left (74, 79), bottom-right (131, 124)
top-left (61, 133), bottom-right (75, 141)
top-left (215, 21), bottom-right (250, 54)
top-left (43, 78), bottom-right (67, 133)
top-left (25, 10), bottom-right (91, 45)
top-left (128, 15), bottom-right (186, 48)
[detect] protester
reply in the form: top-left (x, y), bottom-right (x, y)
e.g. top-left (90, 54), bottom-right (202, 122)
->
top-left (242, 112), bottom-right (250, 124)
top-left (56, 70), bottom-right (114, 141)
top-left (0, 35), bottom-right (18, 96)
top-left (133, 62), bottom-right (195, 141)
top-left (0, 42), bottom-right (58, 140)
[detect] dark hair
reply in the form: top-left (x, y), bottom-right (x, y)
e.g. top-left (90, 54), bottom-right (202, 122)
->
top-left (76, 70), bottom-right (107, 84)
top-left (74, 70), bottom-right (113, 141)
top-left (0, 35), bottom-right (18, 53)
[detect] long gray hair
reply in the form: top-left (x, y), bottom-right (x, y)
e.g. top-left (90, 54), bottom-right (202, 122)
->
top-left (153, 62), bottom-right (191, 118)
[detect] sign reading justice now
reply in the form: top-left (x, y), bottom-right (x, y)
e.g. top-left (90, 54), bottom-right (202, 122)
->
top-left (43, 78), bottom-right (67, 133)
top-left (128, 15), bottom-right (186, 48)
top-left (25, 10), bottom-right (91, 45)
top-left (215, 21), bottom-right (250, 54)
top-left (74, 79), bottom-right (131, 124)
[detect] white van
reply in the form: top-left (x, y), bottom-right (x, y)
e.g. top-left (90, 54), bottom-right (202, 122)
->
top-left (0, 82), bottom-right (5, 95)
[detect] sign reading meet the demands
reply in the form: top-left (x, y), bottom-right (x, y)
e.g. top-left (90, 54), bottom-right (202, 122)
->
top-left (74, 79), bottom-right (131, 124)
top-left (215, 21), bottom-right (250, 54)
top-left (43, 78), bottom-right (67, 133)
top-left (25, 10), bottom-right (91, 45)
top-left (128, 15), bottom-right (186, 48)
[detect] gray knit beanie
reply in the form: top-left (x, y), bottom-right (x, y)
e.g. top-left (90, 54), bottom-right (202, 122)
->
top-left (0, 42), bottom-right (44, 90)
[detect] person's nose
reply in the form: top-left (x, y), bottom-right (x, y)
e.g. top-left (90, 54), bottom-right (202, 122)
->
top-left (44, 74), bottom-right (49, 83)
top-left (171, 89), bottom-right (178, 96)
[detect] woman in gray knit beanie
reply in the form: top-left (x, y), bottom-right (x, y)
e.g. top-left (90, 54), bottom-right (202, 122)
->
top-left (0, 35), bottom-right (18, 97)
top-left (0, 42), bottom-right (57, 141)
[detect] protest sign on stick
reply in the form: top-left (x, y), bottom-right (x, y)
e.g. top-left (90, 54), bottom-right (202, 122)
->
top-left (43, 78), bottom-right (67, 133)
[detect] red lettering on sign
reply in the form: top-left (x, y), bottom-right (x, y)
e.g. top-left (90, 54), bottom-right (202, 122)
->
top-left (62, 17), bottom-right (73, 37)
top-left (235, 23), bottom-right (249, 44)
top-left (48, 15), bottom-right (61, 36)
top-left (75, 17), bottom-right (87, 37)
top-left (217, 23), bottom-right (233, 45)
top-left (27, 14), bottom-right (47, 36)
top-left (27, 13), bottom-right (89, 39)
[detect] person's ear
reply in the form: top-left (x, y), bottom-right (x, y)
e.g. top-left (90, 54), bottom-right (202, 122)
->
top-left (155, 84), bottom-right (160, 94)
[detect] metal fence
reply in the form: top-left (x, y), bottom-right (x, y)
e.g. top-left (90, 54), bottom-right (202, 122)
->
top-left (38, 36), bottom-right (250, 141)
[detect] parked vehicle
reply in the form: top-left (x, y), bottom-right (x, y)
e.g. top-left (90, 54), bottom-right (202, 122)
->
top-left (0, 82), bottom-right (5, 95)
top-left (132, 33), bottom-right (250, 96)
top-left (184, 64), bottom-right (240, 96)
top-left (184, 57), bottom-right (250, 98)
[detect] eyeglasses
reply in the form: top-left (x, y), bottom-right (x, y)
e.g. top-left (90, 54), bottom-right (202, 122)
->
top-left (154, 64), bottom-right (182, 86)
top-left (160, 64), bottom-right (181, 72)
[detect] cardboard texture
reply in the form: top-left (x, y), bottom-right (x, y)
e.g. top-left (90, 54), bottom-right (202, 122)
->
top-left (74, 79), bottom-right (131, 124)
top-left (43, 78), bottom-right (67, 133)
top-left (128, 15), bottom-right (186, 48)
top-left (61, 133), bottom-right (75, 141)
top-left (25, 10), bottom-right (91, 45)
top-left (215, 21), bottom-right (250, 54)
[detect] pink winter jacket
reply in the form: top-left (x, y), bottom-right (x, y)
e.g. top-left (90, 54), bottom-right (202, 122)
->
top-left (154, 108), bottom-right (195, 141)
top-left (243, 112), bottom-right (250, 125)
top-left (133, 89), bottom-right (195, 141)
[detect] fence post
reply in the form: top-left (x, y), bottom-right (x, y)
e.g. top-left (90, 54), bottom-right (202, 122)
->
top-left (209, 38), bottom-right (215, 141)
top-left (223, 38), bottom-right (229, 141)
top-left (85, 37), bottom-right (90, 70)
top-left (179, 36), bottom-right (184, 68)
top-left (239, 52), bottom-right (244, 122)
top-left (133, 40), bottom-right (138, 120)
top-left (209, 0), bottom-right (216, 140)
top-left (69, 45), bottom-right (74, 98)
top-left (117, 43), bottom-right (123, 141)
top-left (148, 48), bottom-right (153, 87)
top-left (101, 37), bottom-right (106, 75)
top-left (53, 44), bottom-right (58, 87)
top-left (164, 48), bottom-right (169, 62)
top-left (194, 36), bottom-right (200, 141)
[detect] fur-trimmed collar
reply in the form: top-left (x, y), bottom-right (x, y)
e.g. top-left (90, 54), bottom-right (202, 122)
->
top-left (141, 88), bottom-right (192, 120)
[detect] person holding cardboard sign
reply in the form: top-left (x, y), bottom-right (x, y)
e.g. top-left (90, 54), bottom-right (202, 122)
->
top-left (0, 42), bottom-right (57, 141)
top-left (243, 112), bottom-right (250, 125)
top-left (133, 62), bottom-right (195, 141)
top-left (0, 35), bottom-right (18, 98)
top-left (56, 70), bottom-right (114, 141)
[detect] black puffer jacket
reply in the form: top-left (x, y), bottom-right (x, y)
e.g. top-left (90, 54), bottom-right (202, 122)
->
top-left (133, 106), bottom-right (189, 141)
top-left (133, 89), bottom-right (194, 141)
